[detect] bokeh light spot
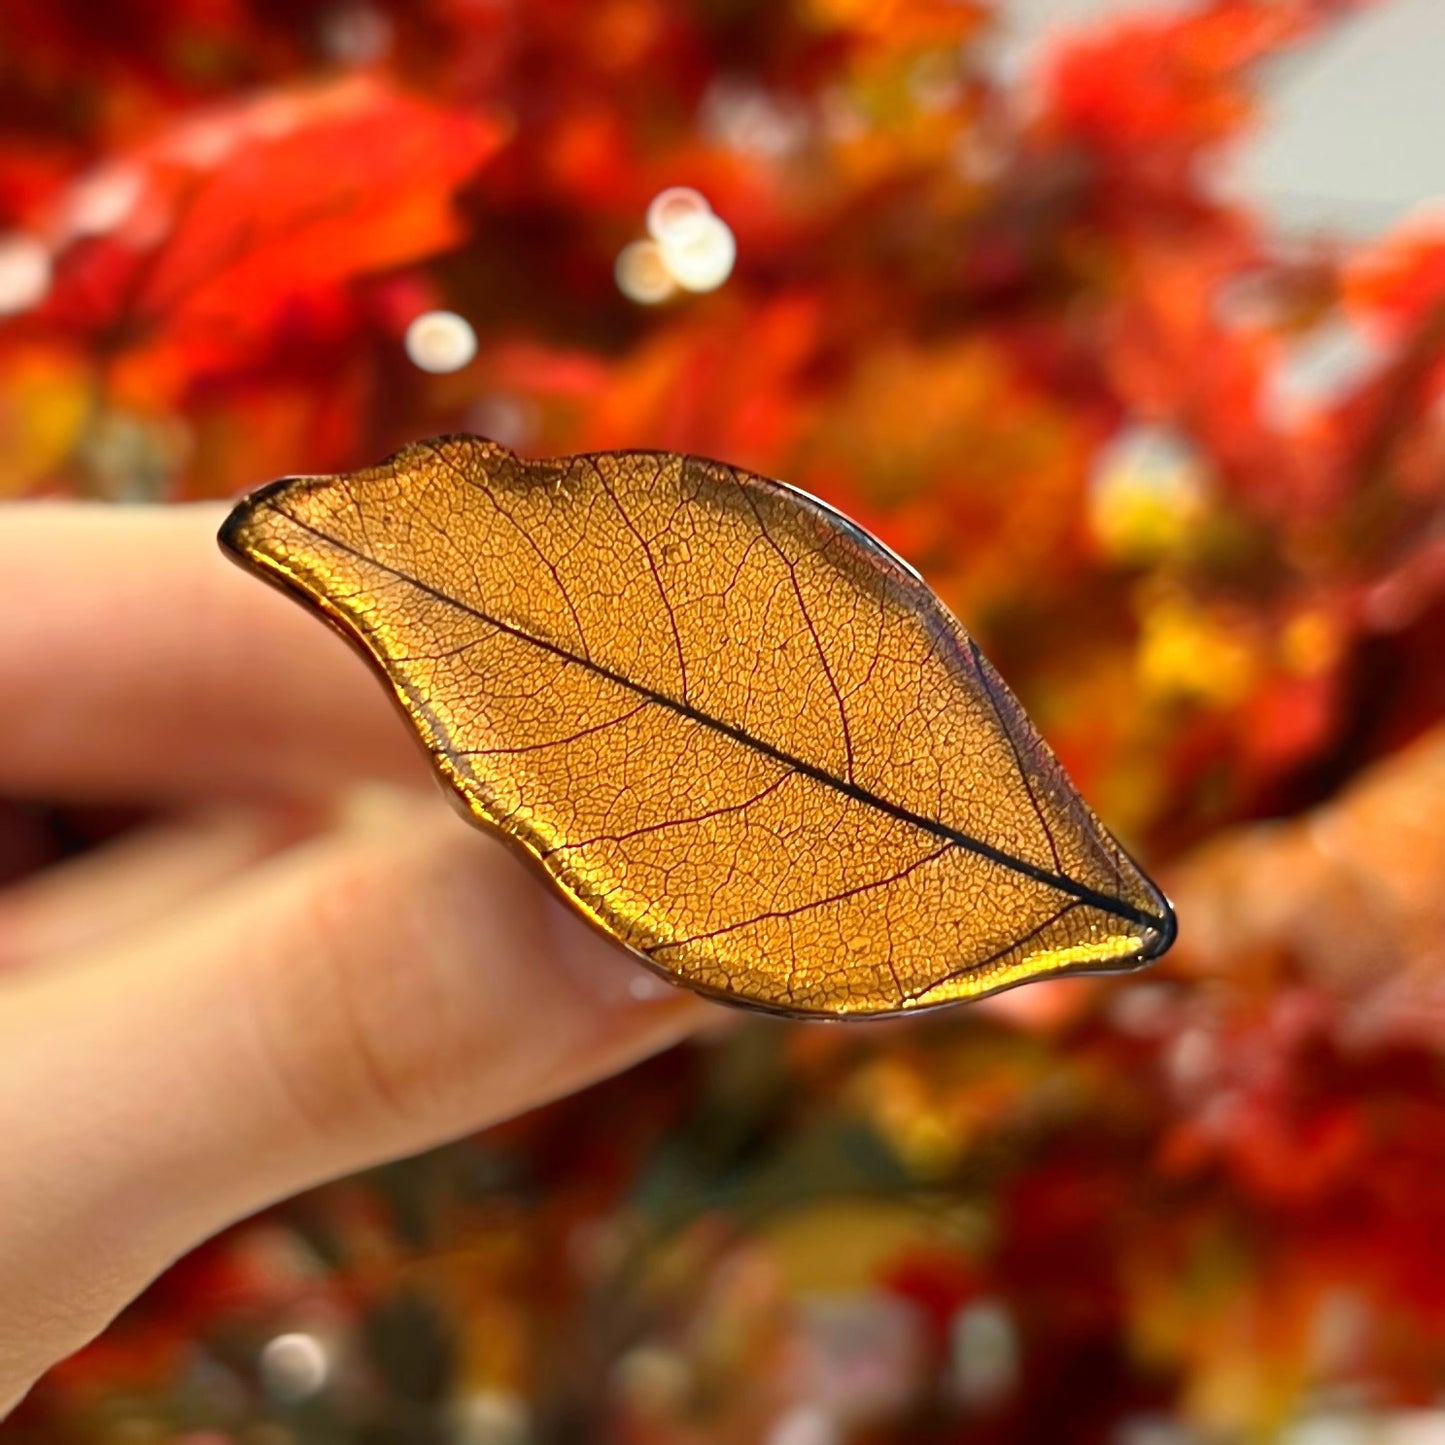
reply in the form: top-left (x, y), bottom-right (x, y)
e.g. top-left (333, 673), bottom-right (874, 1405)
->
top-left (259, 1331), bottom-right (329, 1402)
top-left (646, 186), bottom-right (713, 246)
top-left (0, 236), bottom-right (51, 315)
top-left (658, 211), bottom-right (736, 293)
top-left (405, 310), bottom-right (478, 373)
top-left (615, 239), bottom-right (677, 305)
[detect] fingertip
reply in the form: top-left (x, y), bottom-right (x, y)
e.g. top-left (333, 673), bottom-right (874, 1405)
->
top-left (0, 502), bottom-right (425, 801)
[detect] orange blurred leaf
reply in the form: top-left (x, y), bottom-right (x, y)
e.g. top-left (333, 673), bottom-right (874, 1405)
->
top-left (1170, 725), bottom-right (1445, 1039)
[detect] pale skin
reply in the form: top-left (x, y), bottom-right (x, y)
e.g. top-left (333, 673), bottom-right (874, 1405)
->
top-left (0, 504), bottom-right (712, 1418)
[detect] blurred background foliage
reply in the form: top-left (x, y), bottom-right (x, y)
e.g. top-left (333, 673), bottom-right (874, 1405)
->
top-left (8, 0), bottom-right (1445, 1440)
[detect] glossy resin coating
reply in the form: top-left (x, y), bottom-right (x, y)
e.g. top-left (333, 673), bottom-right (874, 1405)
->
top-left (221, 436), bottom-right (1175, 1017)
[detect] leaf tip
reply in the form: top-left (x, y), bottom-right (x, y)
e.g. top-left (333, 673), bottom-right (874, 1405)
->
top-left (217, 476), bottom-right (293, 567)
top-left (1139, 889), bottom-right (1179, 964)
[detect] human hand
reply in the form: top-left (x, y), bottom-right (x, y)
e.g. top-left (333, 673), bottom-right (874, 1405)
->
top-left (0, 504), bottom-right (710, 1417)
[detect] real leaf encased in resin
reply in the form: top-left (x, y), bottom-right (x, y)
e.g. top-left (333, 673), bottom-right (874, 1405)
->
top-left (220, 436), bottom-right (1175, 1017)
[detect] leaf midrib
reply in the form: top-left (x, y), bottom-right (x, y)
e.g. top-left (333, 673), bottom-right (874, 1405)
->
top-left (261, 499), bottom-right (1165, 933)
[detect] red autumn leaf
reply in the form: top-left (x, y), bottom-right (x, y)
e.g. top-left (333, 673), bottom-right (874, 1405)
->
top-left (1345, 213), bottom-right (1445, 335)
top-left (27, 77), bottom-right (504, 397)
top-left (1038, 1), bottom-right (1354, 173)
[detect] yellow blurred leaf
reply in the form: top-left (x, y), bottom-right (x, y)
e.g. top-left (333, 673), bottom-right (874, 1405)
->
top-left (0, 344), bottom-right (90, 496)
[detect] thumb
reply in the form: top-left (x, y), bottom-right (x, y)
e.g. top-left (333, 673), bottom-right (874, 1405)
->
top-left (0, 793), bottom-right (708, 1415)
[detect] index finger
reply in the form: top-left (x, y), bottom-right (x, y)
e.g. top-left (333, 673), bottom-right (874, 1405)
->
top-left (0, 503), bottom-right (427, 802)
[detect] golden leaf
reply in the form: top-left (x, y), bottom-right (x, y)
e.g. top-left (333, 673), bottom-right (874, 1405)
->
top-left (219, 437), bottom-right (1175, 1017)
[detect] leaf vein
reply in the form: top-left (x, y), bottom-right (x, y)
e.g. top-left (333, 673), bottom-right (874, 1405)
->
top-left (262, 498), bottom-right (1164, 934)
top-left (649, 842), bottom-right (954, 954)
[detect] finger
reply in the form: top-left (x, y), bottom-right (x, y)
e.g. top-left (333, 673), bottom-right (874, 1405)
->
top-left (0, 807), bottom-right (309, 973)
top-left (0, 793), bottom-right (710, 1413)
top-left (0, 503), bottom-right (427, 802)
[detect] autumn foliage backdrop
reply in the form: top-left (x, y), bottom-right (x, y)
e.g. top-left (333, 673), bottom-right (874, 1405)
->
top-left (8, 0), bottom-right (1445, 1440)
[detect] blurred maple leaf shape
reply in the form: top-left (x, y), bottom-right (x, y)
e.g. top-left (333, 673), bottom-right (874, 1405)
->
top-left (220, 437), bottom-right (1175, 1016)
top-left (33, 77), bottom-right (504, 399)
